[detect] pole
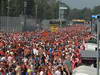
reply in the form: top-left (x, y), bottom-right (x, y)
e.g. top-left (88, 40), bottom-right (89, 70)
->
top-left (97, 19), bottom-right (100, 75)
top-left (59, 0), bottom-right (62, 27)
top-left (35, 4), bottom-right (38, 24)
top-left (0, 0), bottom-right (4, 31)
top-left (91, 18), bottom-right (93, 33)
top-left (23, 1), bottom-right (27, 32)
top-left (35, 4), bottom-right (38, 31)
top-left (1, 0), bottom-right (4, 16)
top-left (7, 0), bottom-right (10, 32)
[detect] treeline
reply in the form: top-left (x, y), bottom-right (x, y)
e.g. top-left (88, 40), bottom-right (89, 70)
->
top-left (0, 0), bottom-right (100, 20)
top-left (68, 5), bottom-right (100, 20)
top-left (0, 0), bottom-right (69, 20)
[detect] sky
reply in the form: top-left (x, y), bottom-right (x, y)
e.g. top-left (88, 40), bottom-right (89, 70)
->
top-left (63, 0), bottom-right (100, 9)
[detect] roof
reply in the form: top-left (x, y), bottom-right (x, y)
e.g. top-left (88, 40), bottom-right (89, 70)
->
top-left (85, 43), bottom-right (97, 51)
top-left (72, 19), bottom-right (86, 22)
top-left (72, 65), bottom-right (100, 75)
top-left (81, 43), bottom-right (100, 58)
top-left (80, 50), bottom-right (98, 58)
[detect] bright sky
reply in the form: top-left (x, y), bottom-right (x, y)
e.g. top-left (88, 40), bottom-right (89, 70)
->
top-left (63, 0), bottom-right (100, 9)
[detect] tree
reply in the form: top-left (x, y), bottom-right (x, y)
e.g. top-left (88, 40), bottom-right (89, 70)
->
top-left (0, 0), bottom-right (1, 16)
top-left (45, 0), bottom-right (59, 19)
top-left (0, 0), bottom-right (8, 16)
top-left (68, 8), bottom-right (82, 20)
top-left (0, 0), bottom-right (24, 16)
top-left (0, 0), bottom-right (70, 20)
top-left (35, 0), bottom-right (58, 20)
top-left (68, 7), bottom-right (92, 20)
top-left (81, 8), bottom-right (92, 20)
top-left (35, 0), bottom-right (49, 19)
top-left (9, 0), bottom-right (24, 16)
top-left (92, 5), bottom-right (100, 15)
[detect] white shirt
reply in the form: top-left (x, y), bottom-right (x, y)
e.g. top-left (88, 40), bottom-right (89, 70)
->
top-left (40, 71), bottom-right (44, 75)
top-left (7, 56), bottom-right (13, 62)
top-left (54, 70), bottom-right (61, 75)
top-left (33, 48), bottom-right (39, 55)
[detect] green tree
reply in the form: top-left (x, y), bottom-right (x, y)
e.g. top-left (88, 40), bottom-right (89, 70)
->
top-left (0, 0), bottom-right (8, 16)
top-left (81, 8), bottom-right (92, 20)
top-left (0, 0), bottom-right (70, 20)
top-left (35, 0), bottom-right (58, 20)
top-left (68, 8), bottom-right (82, 20)
top-left (35, 0), bottom-right (49, 19)
top-left (92, 5), bottom-right (100, 15)
top-left (45, 0), bottom-right (58, 19)
top-left (9, 0), bottom-right (24, 16)
top-left (68, 7), bottom-right (92, 20)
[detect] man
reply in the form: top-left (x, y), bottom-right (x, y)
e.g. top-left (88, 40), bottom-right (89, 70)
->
top-left (15, 64), bottom-right (21, 75)
top-left (39, 68), bottom-right (44, 75)
top-left (63, 53), bottom-right (71, 75)
top-left (54, 67), bottom-right (61, 75)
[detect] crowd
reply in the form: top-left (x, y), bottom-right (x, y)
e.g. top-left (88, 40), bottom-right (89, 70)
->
top-left (0, 25), bottom-right (93, 75)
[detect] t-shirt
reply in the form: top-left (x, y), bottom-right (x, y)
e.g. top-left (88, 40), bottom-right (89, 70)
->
top-left (40, 71), bottom-right (44, 75)
top-left (63, 60), bottom-right (72, 72)
top-left (49, 48), bottom-right (53, 53)
top-left (33, 48), bottom-right (38, 55)
top-left (54, 70), bottom-right (61, 75)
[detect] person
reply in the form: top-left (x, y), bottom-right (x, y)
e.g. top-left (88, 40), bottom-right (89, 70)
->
top-left (21, 64), bottom-right (27, 75)
top-left (0, 25), bottom-right (92, 74)
top-left (27, 65), bottom-right (33, 75)
top-left (39, 68), bottom-right (44, 75)
top-left (61, 66), bottom-right (68, 75)
top-left (54, 66), bottom-right (61, 75)
top-left (15, 64), bottom-right (21, 75)
top-left (63, 53), bottom-right (71, 75)
top-left (47, 69), bottom-right (52, 75)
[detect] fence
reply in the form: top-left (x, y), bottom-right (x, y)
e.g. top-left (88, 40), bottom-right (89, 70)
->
top-left (0, 16), bottom-right (37, 32)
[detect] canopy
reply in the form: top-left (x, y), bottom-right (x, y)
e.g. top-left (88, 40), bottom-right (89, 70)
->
top-left (72, 65), bottom-right (100, 75)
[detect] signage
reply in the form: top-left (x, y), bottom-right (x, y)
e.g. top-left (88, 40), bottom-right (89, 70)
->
top-left (50, 24), bottom-right (59, 32)
top-left (59, 7), bottom-right (68, 10)
top-left (92, 15), bottom-right (100, 19)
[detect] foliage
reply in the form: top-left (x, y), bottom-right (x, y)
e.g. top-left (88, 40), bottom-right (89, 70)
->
top-left (0, 0), bottom-right (69, 20)
top-left (1, 0), bottom-right (100, 21)
top-left (92, 5), bottom-right (100, 15)
top-left (68, 8), bottom-right (92, 20)
top-left (68, 5), bottom-right (100, 20)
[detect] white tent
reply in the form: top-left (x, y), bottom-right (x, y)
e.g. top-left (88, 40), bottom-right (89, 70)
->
top-left (85, 43), bottom-right (97, 51)
top-left (72, 65), bottom-right (100, 75)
